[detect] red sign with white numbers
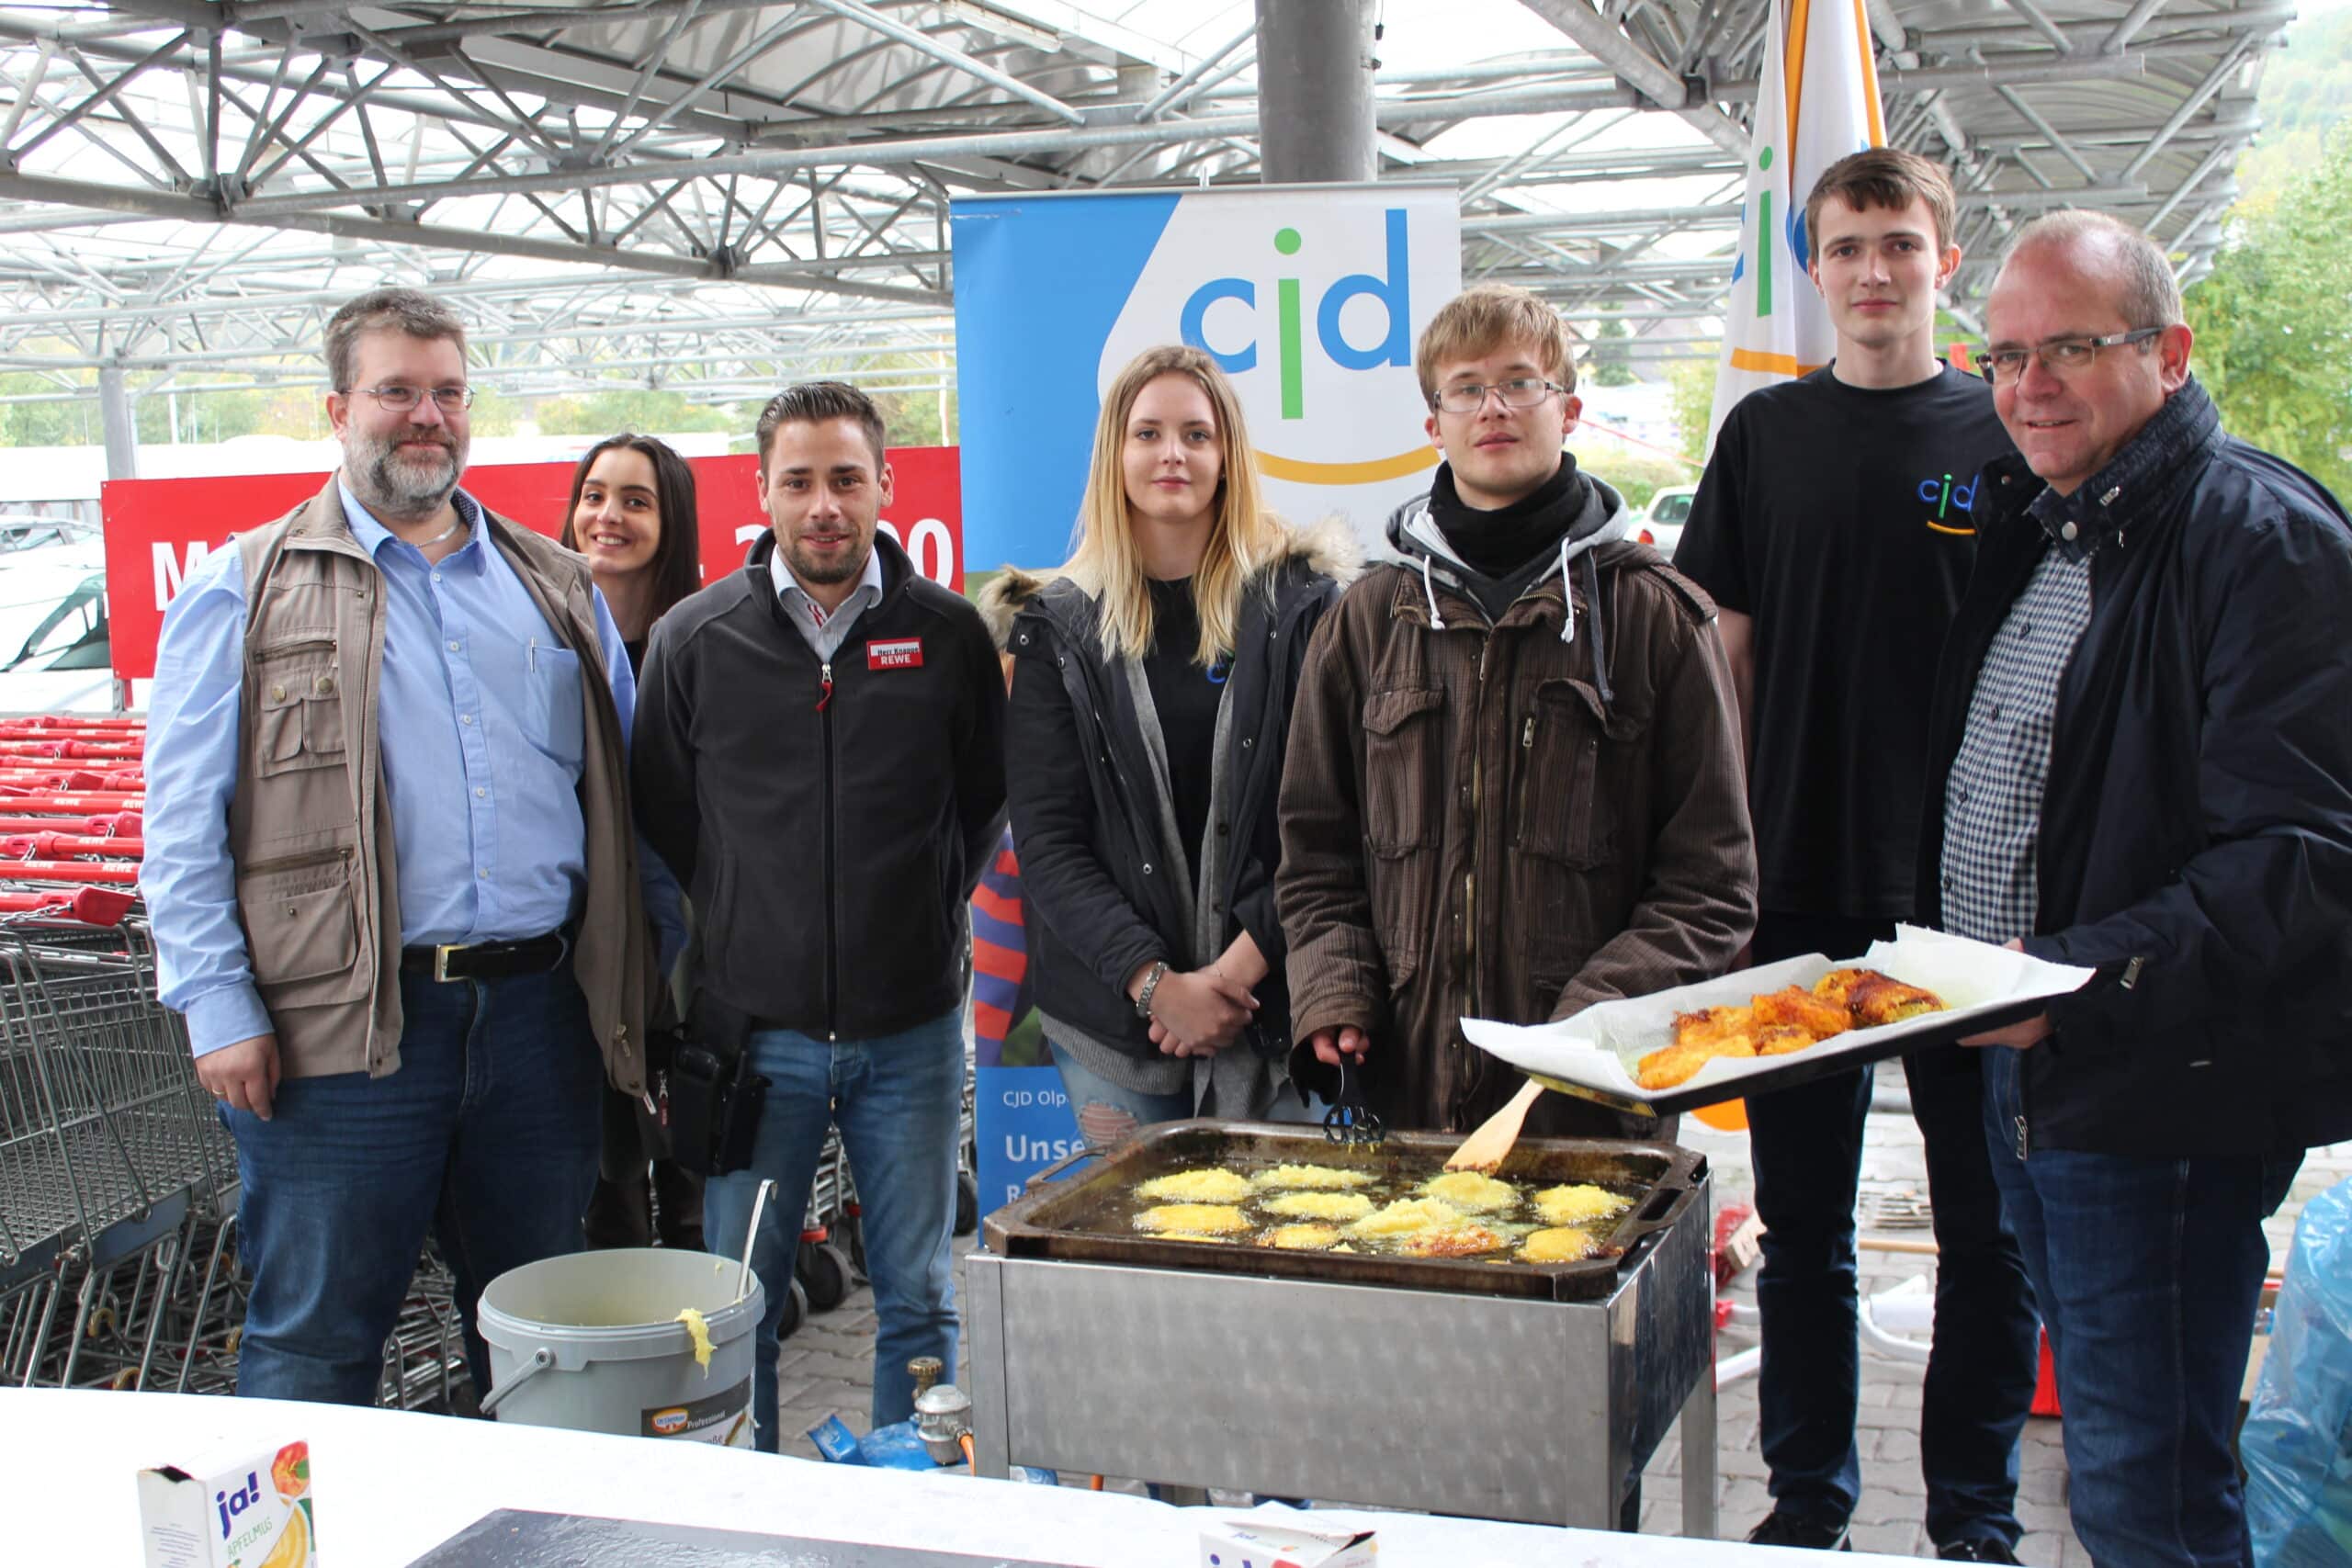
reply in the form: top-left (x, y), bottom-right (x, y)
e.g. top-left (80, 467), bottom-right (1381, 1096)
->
top-left (98, 446), bottom-right (962, 682)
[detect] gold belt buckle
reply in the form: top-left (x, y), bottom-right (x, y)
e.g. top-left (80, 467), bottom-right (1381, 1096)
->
top-left (433, 942), bottom-right (462, 982)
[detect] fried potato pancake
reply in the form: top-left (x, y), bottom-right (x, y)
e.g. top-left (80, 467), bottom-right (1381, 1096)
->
top-left (1258, 1224), bottom-right (1342, 1250)
top-left (1399, 1223), bottom-right (1512, 1258)
top-left (1249, 1164), bottom-right (1375, 1191)
top-left (1135, 1168), bottom-right (1253, 1204)
top-left (1345, 1197), bottom-right (1472, 1239)
top-left (1671, 1003), bottom-right (1755, 1047)
top-left (1420, 1170), bottom-right (1521, 1214)
top-left (1754, 1024), bottom-right (1816, 1055)
top-left (1262, 1190), bottom-right (1375, 1222)
top-left (1533, 1183), bottom-right (1632, 1227)
top-left (1812, 967), bottom-right (1874, 1007)
top-left (1750, 985), bottom-right (1853, 1042)
top-left (1520, 1226), bottom-right (1597, 1264)
top-left (1134, 1202), bottom-right (1250, 1235)
top-left (1636, 1035), bottom-right (1754, 1089)
top-left (1848, 974), bottom-right (1948, 1027)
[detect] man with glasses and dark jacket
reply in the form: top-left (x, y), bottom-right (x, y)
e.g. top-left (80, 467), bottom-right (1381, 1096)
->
top-left (1925, 209), bottom-right (2352, 1565)
top-left (632, 381), bottom-right (1006, 1451)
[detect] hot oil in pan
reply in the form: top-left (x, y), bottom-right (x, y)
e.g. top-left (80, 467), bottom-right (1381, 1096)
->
top-left (1065, 1156), bottom-right (1644, 1264)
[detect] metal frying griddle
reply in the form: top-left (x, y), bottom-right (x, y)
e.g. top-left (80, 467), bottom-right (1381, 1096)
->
top-left (983, 1119), bottom-right (1705, 1303)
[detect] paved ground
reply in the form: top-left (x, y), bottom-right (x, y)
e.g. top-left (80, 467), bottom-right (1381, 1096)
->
top-left (764, 1070), bottom-right (2352, 1561)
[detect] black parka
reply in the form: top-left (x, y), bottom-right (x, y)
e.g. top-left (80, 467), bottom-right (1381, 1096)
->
top-left (982, 518), bottom-right (1354, 1062)
top-left (1917, 380), bottom-right (2352, 1157)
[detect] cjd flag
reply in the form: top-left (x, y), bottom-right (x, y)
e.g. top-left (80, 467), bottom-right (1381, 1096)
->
top-left (1707, 0), bottom-right (1886, 446)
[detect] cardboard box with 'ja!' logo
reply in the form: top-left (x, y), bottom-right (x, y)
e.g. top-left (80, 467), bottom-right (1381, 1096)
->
top-left (138, 1440), bottom-right (316, 1568)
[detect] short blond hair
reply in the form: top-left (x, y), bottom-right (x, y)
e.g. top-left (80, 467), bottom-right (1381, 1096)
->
top-left (1415, 284), bottom-right (1577, 407)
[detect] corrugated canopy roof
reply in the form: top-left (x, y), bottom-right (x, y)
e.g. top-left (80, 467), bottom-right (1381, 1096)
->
top-left (0, 0), bottom-right (2283, 397)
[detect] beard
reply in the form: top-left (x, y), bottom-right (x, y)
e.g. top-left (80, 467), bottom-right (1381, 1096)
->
top-left (781, 528), bottom-right (870, 587)
top-left (344, 424), bottom-right (467, 519)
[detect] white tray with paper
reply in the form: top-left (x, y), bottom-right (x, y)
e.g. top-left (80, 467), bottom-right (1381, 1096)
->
top-left (1462, 927), bottom-right (2097, 1116)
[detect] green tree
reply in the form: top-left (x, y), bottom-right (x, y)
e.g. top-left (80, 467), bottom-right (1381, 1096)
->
top-left (873, 383), bottom-right (956, 447)
top-left (0, 371), bottom-right (97, 446)
top-left (1588, 311), bottom-right (1635, 388)
top-left (1668, 357), bottom-right (1719, 461)
top-left (2184, 125), bottom-right (2352, 498)
top-left (2234, 10), bottom-right (2352, 204)
top-left (534, 387), bottom-right (735, 436)
top-left (135, 382), bottom-right (271, 445)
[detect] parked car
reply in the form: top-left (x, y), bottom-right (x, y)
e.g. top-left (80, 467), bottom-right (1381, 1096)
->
top-left (1636, 484), bottom-right (1696, 561)
top-left (0, 515), bottom-right (114, 713)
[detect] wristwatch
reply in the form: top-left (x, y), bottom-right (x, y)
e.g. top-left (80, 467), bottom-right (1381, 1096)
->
top-left (1135, 961), bottom-right (1170, 1021)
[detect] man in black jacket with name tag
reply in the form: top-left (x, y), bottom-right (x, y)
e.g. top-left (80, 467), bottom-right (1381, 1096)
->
top-left (633, 381), bottom-right (1006, 1450)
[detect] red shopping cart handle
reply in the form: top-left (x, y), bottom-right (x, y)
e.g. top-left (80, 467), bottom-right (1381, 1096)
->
top-left (0, 739), bottom-right (142, 761)
top-left (0, 769), bottom-right (107, 790)
top-left (0, 816), bottom-right (126, 836)
top-left (0, 792), bottom-right (143, 810)
top-left (0, 833), bottom-right (142, 860)
top-left (0, 860), bottom-right (139, 884)
top-left (0, 886), bottom-right (134, 925)
top-left (0, 715), bottom-right (144, 732)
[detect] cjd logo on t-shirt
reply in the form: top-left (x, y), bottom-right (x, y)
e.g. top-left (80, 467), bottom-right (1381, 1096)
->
top-left (1916, 469), bottom-right (1983, 536)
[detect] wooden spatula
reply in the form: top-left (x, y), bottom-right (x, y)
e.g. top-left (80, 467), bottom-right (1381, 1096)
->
top-left (1445, 1077), bottom-right (1544, 1173)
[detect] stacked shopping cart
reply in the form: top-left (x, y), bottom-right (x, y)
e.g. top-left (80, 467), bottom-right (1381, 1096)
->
top-left (0, 715), bottom-right (470, 1406)
top-left (0, 711), bottom-right (985, 1404)
top-left (0, 715), bottom-right (239, 1393)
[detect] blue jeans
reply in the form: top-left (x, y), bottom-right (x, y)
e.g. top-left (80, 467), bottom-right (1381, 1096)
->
top-left (1047, 1036), bottom-right (1320, 1147)
top-left (1983, 1046), bottom-right (2300, 1567)
top-left (224, 965), bottom-right (604, 1405)
top-left (703, 1010), bottom-right (963, 1449)
top-left (1747, 912), bottom-right (2039, 1550)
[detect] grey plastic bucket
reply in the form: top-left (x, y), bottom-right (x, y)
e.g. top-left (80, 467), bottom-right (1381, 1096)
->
top-left (474, 1247), bottom-right (765, 1448)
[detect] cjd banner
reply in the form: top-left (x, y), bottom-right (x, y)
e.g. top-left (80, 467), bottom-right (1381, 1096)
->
top-left (951, 181), bottom-right (1463, 576)
top-left (950, 182), bottom-right (1459, 1210)
top-left (99, 447), bottom-right (962, 682)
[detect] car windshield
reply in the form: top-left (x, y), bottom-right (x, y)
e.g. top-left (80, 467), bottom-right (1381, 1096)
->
top-left (1652, 492), bottom-right (1693, 525)
top-left (0, 520), bottom-right (97, 553)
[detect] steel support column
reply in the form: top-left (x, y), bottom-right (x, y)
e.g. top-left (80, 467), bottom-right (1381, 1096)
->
top-left (1254, 0), bottom-right (1376, 185)
top-left (97, 365), bottom-right (136, 479)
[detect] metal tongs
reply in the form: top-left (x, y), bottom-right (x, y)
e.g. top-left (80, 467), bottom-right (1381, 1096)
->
top-left (1322, 1057), bottom-right (1386, 1146)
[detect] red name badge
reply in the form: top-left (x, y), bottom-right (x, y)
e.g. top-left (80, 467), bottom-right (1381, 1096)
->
top-left (868, 637), bottom-right (923, 670)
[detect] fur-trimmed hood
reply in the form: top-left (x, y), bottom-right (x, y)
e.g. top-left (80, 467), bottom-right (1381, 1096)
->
top-left (977, 513), bottom-right (1360, 651)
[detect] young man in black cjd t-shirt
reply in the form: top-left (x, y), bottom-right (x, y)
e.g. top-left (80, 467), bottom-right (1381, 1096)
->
top-left (1674, 150), bottom-right (2040, 1563)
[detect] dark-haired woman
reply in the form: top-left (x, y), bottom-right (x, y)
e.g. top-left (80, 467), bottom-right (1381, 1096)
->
top-left (560, 433), bottom-right (703, 666)
top-left (564, 433), bottom-right (705, 1250)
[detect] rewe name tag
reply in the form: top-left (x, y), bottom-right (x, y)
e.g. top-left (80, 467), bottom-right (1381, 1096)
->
top-left (867, 637), bottom-right (923, 671)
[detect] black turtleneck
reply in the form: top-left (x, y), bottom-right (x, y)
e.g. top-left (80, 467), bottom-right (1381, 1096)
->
top-left (1429, 453), bottom-right (1592, 620)
top-left (1430, 453), bottom-right (1584, 579)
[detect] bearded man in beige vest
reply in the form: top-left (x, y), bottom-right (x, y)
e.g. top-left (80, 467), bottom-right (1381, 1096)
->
top-left (141, 288), bottom-right (663, 1407)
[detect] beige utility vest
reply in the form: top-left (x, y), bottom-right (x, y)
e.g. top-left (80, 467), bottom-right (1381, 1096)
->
top-left (229, 477), bottom-right (653, 1091)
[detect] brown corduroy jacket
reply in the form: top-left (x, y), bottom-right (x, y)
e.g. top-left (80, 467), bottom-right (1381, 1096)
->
top-left (1276, 525), bottom-right (1757, 1137)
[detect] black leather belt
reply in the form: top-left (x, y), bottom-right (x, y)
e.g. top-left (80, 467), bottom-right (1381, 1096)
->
top-left (401, 931), bottom-right (570, 982)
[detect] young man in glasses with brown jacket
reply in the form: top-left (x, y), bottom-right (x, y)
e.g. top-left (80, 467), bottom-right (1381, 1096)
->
top-left (1277, 283), bottom-right (1755, 1144)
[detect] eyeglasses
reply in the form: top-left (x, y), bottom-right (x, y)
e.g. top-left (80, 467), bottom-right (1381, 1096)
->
top-left (1974, 328), bottom-right (2163, 386)
top-left (349, 383), bottom-right (476, 413)
top-left (1432, 377), bottom-right (1567, 414)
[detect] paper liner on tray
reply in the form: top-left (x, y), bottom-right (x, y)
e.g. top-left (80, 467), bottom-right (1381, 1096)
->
top-left (1461, 926), bottom-right (2096, 1103)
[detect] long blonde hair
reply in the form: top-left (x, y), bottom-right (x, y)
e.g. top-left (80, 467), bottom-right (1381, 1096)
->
top-left (1063, 344), bottom-right (1288, 667)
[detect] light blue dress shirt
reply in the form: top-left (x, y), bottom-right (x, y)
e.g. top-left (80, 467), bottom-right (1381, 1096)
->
top-left (141, 482), bottom-right (649, 1056)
